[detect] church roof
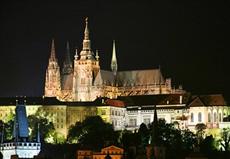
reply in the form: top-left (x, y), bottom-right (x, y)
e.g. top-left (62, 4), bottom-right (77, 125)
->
top-left (94, 68), bottom-right (164, 87)
top-left (188, 94), bottom-right (227, 107)
top-left (116, 69), bottom-right (163, 86)
top-left (94, 70), bottom-right (115, 86)
top-left (101, 145), bottom-right (124, 153)
top-left (118, 93), bottom-right (190, 107)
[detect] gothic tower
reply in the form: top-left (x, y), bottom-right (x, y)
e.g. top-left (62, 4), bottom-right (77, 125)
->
top-left (44, 39), bottom-right (61, 97)
top-left (72, 18), bottom-right (100, 101)
top-left (60, 42), bottom-right (74, 100)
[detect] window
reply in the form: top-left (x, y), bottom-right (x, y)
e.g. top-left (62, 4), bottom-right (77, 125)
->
top-left (219, 113), bottom-right (222, 122)
top-left (129, 119), bottom-right (137, 126)
top-left (208, 112), bottom-right (211, 122)
top-left (191, 113), bottom-right (194, 122)
top-left (214, 112), bottom-right (217, 122)
top-left (198, 112), bottom-right (202, 122)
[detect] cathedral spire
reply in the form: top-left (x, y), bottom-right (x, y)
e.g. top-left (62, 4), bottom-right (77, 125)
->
top-left (62, 41), bottom-right (73, 74)
top-left (111, 40), bottom-right (118, 76)
top-left (50, 39), bottom-right (57, 61)
top-left (80, 17), bottom-right (94, 60)
top-left (44, 39), bottom-right (61, 97)
top-left (84, 17), bottom-right (90, 40)
top-left (82, 17), bottom-right (91, 51)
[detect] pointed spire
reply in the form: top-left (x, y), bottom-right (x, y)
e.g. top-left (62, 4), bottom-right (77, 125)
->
top-left (80, 17), bottom-right (94, 60)
top-left (111, 40), bottom-right (118, 76)
top-left (84, 17), bottom-right (89, 40)
top-left (62, 41), bottom-right (73, 74)
top-left (50, 39), bottom-right (57, 61)
top-left (96, 50), bottom-right (99, 60)
top-left (152, 105), bottom-right (159, 147)
top-left (74, 48), bottom-right (78, 60)
top-left (82, 17), bottom-right (91, 51)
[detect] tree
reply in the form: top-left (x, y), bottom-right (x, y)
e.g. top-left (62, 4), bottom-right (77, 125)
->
top-left (195, 123), bottom-right (207, 143)
top-left (138, 123), bottom-right (150, 148)
top-left (149, 119), bottom-right (183, 149)
top-left (181, 129), bottom-right (197, 151)
top-left (67, 116), bottom-right (118, 151)
top-left (28, 109), bottom-right (55, 143)
top-left (219, 127), bottom-right (230, 151)
top-left (200, 135), bottom-right (217, 154)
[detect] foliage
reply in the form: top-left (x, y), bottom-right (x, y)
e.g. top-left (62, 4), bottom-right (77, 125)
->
top-left (195, 123), bottom-right (207, 144)
top-left (148, 119), bottom-right (198, 158)
top-left (0, 111), bottom-right (15, 141)
top-left (28, 108), bottom-right (55, 143)
top-left (149, 119), bottom-right (183, 149)
top-left (181, 129), bottom-right (197, 150)
top-left (219, 127), bottom-right (230, 151)
top-left (200, 135), bottom-right (217, 153)
top-left (138, 123), bottom-right (150, 147)
top-left (120, 129), bottom-right (139, 148)
top-left (67, 116), bottom-right (118, 151)
top-left (223, 115), bottom-right (230, 122)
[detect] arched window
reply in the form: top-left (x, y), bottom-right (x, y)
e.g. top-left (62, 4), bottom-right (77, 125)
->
top-left (191, 113), bottom-right (194, 122)
top-left (214, 112), bottom-right (217, 122)
top-left (208, 112), bottom-right (211, 122)
top-left (219, 112), bottom-right (222, 122)
top-left (198, 112), bottom-right (202, 122)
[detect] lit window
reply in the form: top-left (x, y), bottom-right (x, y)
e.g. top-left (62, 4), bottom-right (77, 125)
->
top-left (129, 119), bottom-right (137, 126)
top-left (219, 113), bottom-right (222, 122)
top-left (191, 113), bottom-right (194, 122)
top-left (208, 112), bottom-right (211, 122)
top-left (214, 112), bottom-right (217, 122)
top-left (198, 112), bottom-right (202, 122)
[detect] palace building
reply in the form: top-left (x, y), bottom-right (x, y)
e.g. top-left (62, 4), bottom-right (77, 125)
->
top-left (44, 18), bottom-right (184, 102)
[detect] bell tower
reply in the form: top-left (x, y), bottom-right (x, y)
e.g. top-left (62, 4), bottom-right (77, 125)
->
top-left (73, 18), bottom-right (100, 101)
top-left (44, 39), bottom-right (61, 97)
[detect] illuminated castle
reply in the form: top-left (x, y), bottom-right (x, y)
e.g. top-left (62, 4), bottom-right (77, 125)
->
top-left (44, 18), bottom-right (184, 101)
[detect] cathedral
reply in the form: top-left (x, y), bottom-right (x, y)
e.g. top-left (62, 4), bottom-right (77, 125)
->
top-left (44, 18), bottom-right (184, 101)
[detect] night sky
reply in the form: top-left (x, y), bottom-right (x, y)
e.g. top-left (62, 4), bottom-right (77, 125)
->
top-left (0, 1), bottom-right (230, 100)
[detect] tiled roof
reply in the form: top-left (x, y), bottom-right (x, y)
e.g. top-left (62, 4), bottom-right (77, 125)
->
top-left (188, 94), bottom-right (227, 107)
top-left (116, 69), bottom-right (163, 86)
top-left (118, 93), bottom-right (189, 106)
